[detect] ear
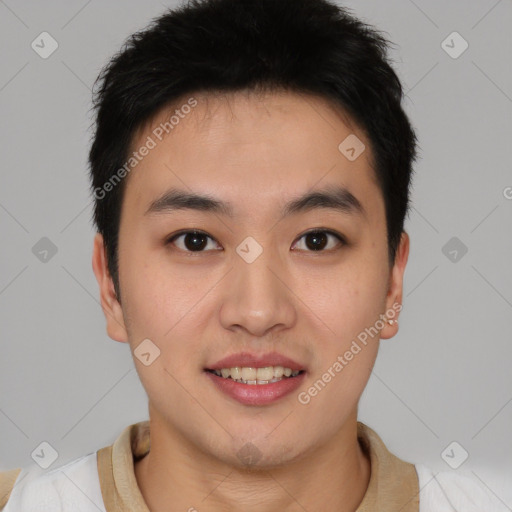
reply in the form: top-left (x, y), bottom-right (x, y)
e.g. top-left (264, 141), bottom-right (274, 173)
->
top-left (91, 232), bottom-right (129, 343)
top-left (380, 231), bottom-right (409, 340)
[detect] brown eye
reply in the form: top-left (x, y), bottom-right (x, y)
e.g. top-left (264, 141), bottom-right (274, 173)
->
top-left (166, 228), bottom-right (346, 254)
top-left (167, 230), bottom-right (220, 252)
top-left (292, 230), bottom-right (345, 252)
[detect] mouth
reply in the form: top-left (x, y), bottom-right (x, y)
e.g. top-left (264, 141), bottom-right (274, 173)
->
top-left (203, 352), bottom-right (308, 405)
top-left (205, 366), bottom-right (306, 385)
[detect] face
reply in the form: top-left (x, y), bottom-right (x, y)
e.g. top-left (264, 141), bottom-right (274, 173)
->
top-left (93, 90), bottom-right (408, 468)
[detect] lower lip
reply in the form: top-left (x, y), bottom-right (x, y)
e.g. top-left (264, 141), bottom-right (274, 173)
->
top-left (205, 371), bottom-right (306, 406)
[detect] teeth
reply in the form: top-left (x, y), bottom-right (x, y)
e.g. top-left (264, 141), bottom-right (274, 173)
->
top-left (274, 366), bottom-right (284, 378)
top-left (211, 366), bottom-right (301, 384)
top-left (257, 367), bottom-right (274, 381)
top-left (231, 367), bottom-right (242, 380)
top-left (241, 367), bottom-right (256, 381)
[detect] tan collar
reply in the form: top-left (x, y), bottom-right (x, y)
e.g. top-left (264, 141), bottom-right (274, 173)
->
top-left (97, 421), bottom-right (419, 511)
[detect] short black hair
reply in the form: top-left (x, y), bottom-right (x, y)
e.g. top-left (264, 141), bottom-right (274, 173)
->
top-left (88, 0), bottom-right (417, 301)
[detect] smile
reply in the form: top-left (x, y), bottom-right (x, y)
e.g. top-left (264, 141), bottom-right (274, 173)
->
top-left (206, 366), bottom-right (303, 385)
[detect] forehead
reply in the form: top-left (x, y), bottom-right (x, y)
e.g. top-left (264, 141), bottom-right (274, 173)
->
top-left (122, 90), bottom-right (382, 220)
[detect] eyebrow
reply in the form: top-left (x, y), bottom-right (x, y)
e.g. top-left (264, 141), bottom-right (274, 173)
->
top-left (144, 184), bottom-right (367, 220)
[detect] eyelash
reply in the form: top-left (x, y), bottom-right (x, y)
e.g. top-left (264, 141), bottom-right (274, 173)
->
top-left (165, 229), bottom-right (347, 254)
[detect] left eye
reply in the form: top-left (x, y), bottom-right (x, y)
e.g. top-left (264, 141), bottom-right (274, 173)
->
top-left (166, 229), bottom-right (345, 253)
top-left (292, 230), bottom-right (345, 252)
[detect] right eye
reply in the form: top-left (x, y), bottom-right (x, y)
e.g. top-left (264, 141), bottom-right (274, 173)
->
top-left (165, 230), bottom-right (222, 253)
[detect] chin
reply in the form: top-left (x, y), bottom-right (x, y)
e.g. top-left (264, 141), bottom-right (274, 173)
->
top-left (217, 435), bottom-right (307, 470)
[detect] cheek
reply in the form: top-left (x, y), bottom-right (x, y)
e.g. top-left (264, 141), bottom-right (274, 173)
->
top-left (314, 263), bottom-right (388, 339)
top-left (119, 261), bottom-right (205, 400)
top-left (119, 241), bottom-right (187, 327)
top-left (301, 261), bottom-right (387, 401)
top-left (119, 250), bottom-right (212, 368)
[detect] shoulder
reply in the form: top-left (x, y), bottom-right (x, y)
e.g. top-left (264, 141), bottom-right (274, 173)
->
top-left (415, 464), bottom-right (510, 512)
top-left (1, 451), bottom-right (105, 512)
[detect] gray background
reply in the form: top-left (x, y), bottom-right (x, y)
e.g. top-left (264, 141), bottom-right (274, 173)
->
top-left (1, 0), bottom-right (511, 505)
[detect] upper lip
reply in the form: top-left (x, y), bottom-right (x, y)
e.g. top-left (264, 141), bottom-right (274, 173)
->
top-left (206, 352), bottom-right (306, 372)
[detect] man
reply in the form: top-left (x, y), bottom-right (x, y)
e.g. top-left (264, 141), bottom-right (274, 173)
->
top-left (1, 0), bottom-right (507, 510)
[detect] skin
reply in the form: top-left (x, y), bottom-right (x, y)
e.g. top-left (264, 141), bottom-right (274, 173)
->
top-left (92, 89), bottom-right (409, 511)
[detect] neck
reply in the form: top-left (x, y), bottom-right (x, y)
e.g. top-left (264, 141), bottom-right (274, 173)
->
top-left (134, 410), bottom-right (371, 512)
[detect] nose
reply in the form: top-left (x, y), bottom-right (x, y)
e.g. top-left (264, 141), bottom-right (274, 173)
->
top-left (219, 245), bottom-right (297, 337)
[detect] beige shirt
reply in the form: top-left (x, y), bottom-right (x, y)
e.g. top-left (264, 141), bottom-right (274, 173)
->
top-left (95, 420), bottom-right (419, 511)
top-left (1, 421), bottom-right (420, 511)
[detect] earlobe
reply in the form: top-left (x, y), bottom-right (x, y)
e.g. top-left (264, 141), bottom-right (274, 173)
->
top-left (380, 231), bottom-right (409, 340)
top-left (91, 233), bottom-right (129, 343)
